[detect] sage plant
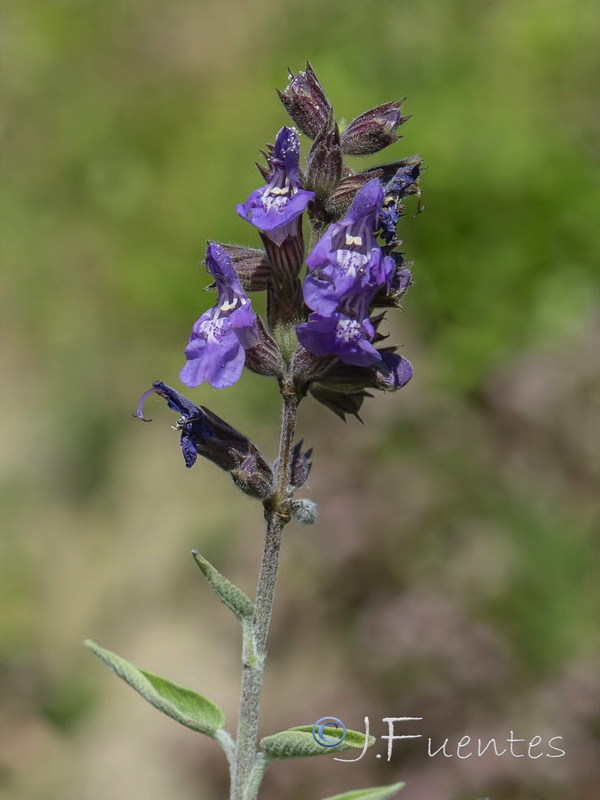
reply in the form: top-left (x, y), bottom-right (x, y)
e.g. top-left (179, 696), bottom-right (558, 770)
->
top-left (86, 63), bottom-right (421, 800)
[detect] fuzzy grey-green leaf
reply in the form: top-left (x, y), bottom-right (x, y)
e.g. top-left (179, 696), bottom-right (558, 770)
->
top-left (85, 640), bottom-right (225, 735)
top-left (320, 781), bottom-right (406, 800)
top-left (192, 550), bottom-right (254, 621)
top-left (260, 725), bottom-right (374, 760)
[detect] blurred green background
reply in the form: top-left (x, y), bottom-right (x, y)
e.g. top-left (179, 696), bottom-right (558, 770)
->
top-left (2, 0), bottom-right (599, 798)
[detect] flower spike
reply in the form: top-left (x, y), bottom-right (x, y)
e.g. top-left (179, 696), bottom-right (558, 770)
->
top-left (277, 62), bottom-right (332, 140)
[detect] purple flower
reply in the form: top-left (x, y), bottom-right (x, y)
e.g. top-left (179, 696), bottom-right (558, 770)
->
top-left (297, 292), bottom-right (382, 367)
top-left (307, 178), bottom-right (383, 267)
top-left (180, 244), bottom-right (258, 389)
top-left (304, 248), bottom-right (394, 316)
top-left (297, 312), bottom-right (380, 366)
top-left (303, 179), bottom-right (392, 315)
top-left (236, 127), bottom-right (314, 246)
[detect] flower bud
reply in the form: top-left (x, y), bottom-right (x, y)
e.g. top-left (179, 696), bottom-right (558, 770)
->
top-left (134, 382), bottom-right (274, 499)
top-left (305, 110), bottom-right (343, 198)
top-left (291, 499), bottom-right (318, 525)
top-left (341, 100), bottom-right (410, 156)
top-left (277, 62), bottom-right (332, 140)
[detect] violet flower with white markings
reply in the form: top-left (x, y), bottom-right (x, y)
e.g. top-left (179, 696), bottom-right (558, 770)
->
top-left (236, 126), bottom-right (314, 247)
top-left (297, 310), bottom-right (380, 366)
top-left (302, 179), bottom-right (394, 316)
top-left (297, 286), bottom-right (383, 366)
top-left (180, 243), bottom-right (258, 389)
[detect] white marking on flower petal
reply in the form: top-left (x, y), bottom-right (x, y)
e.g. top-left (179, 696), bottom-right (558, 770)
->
top-left (201, 317), bottom-right (226, 343)
top-left (335, 318), bottom-right (362, 343)
top-left (263, 195), bottom-right (282, 211)
top-left (337, 249), bottom-right (368, 278)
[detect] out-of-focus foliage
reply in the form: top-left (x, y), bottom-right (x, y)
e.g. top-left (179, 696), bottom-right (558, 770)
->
top-left (1, 1), bottom-right (598, 799)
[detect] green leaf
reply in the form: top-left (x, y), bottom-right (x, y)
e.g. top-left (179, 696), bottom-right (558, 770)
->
top-left (192, 550), bottom-right (254, 622)
top-left (84, 640), bottom-right (225, 736)
top-left (260, 725), bottom-right (374, 760)
top-left (320, 782), bottom-right (406, 800)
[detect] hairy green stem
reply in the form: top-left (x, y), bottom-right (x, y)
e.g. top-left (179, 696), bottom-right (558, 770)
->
top-left (230, 390), bottom-right (299, 800)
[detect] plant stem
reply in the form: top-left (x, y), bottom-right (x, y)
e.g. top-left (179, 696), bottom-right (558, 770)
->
top-left (230, 390), bottom-right (299, 800)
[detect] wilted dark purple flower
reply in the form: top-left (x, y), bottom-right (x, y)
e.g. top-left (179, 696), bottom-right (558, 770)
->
top-left (134, 381), bottom-right (273, 498)
top-left (236, 127), bottom-right (314, 246)
top-left (379, 159), bottom-right (422, 244)
top-left (385, 159), bottom-right (422, 197)
top-left (135, 381), bottom-right (220, 469)
top-left (360, 155), bottom-right (422, 187)
top-left (379, 202), bottom-right (401, 245)
top-left (180, 243), bottom-right (258, 390)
